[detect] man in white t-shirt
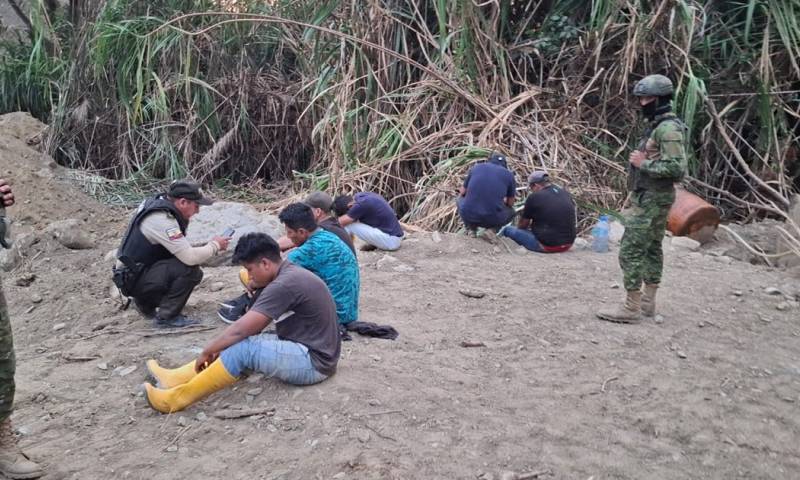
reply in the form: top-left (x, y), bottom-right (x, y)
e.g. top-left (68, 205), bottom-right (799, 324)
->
top-left (114, 180), bottom-right (230, 328)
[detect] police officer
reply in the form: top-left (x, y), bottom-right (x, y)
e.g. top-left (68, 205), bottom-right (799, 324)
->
top-left (597, 74), bottom-right (688, 324)
top-left (114, 180), bottom-right (230, 328)
top-left (0, 178), bottom-right (44, 478)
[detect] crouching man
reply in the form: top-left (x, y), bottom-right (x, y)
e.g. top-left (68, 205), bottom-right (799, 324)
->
top-left (113, 180), bottom-right (230, 328)
top-left (143, 233), bottom-right (340, 413)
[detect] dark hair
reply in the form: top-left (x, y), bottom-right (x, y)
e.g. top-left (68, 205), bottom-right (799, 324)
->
top-left (332, 195), bottom-right (353, 217)
top-left (232, 233), bottom-right (281, 264)
top-left (278, 203), bottom-right (317, 231)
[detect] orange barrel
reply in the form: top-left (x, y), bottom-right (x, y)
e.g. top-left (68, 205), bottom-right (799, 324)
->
top-left (667, 188), bottom-right (720, 243)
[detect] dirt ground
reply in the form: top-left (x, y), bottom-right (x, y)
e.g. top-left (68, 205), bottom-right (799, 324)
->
top-left (1, 113), bottom-right (800, 480)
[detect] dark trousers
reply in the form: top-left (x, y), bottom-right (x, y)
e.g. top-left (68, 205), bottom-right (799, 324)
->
top-left (131, 258), bottom-right (203, 320)
top-left (456, 197), bottom-right (515, 231)
top-left (0, 280), bottom-right (15, 422)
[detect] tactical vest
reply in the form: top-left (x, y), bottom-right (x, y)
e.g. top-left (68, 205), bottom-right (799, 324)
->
top-left (629, 113), bottom-right (688, 193)
top-left (116, 195), bottom-right (188, 271)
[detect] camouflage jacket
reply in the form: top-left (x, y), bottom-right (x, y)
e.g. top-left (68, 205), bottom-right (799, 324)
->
top-left (629, 112), bottom-right (688, 194)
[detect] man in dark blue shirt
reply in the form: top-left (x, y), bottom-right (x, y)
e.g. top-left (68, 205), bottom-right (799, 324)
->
top-left (457, 152), bottom-right (516, 238)
top-left (334, 192), bottom-right (404, 251)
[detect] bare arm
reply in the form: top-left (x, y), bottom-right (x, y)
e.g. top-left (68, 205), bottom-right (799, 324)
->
top-left (277, 235), bottom-right (295, 251)
top-left (196, 309), bottom-right (271, 372)
top-left (0, 179), bottom-right (14, 207)
top-left (338, 214), bottom-right (355, 227)
top-left (504, 196), bottom-right (515, 207)
top-left (459, 186), bottom-right (467, 197)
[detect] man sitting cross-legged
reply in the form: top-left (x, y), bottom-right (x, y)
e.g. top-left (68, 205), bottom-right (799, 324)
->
top-left (143, 233), bottom-right (341, 413)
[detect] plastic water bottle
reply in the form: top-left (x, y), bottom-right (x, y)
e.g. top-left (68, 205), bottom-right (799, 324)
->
top-left (592, 215), bottom-right (610, 253)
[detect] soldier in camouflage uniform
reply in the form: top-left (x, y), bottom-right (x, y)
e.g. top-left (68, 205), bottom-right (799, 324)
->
top-left (597, 74), bottom-right (688, 324)
top-left (0, 179), bottom-right (43, 479)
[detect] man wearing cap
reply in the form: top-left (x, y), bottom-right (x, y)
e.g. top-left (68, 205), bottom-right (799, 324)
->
top-left (456, 152), bottom-right (516, 240)
top-left (499, 171), bottom-right (576, 253)
top-left (219, 193), bottom-right (356, 324)
top-left (114, 180), bottom-right (230, 328)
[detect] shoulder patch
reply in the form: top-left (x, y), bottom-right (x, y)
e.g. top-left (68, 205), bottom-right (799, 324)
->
top-left (166, 227), bottom-right (184, 241)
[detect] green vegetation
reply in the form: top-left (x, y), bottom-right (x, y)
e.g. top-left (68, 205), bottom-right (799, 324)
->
top-left (1, 0), bottom-right (798, 228)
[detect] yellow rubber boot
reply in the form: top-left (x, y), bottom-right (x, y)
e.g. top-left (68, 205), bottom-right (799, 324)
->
top-left (146, 359), bottom-right (198, 389)
top-left (143, 359), bottom-right (237, 414)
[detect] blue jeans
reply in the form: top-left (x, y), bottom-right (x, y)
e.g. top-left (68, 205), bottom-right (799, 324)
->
top-left (220, 334), bottom-right (329, 385)
top-left (500, 226), bottom-right (545, 252)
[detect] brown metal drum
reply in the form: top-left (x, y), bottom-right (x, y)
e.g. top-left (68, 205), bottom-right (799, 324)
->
top-left (667, 188), bottom-right (720, 243)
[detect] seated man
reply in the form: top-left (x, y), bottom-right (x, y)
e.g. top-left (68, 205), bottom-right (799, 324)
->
top-left (304, 191), bottom-right (356, 255)
top-left (113, 180), bottom-right (230, 328)
top-left (144, 233), bottom-right (341, 413)
top-left (499, 171), bottom-right (576, 253)
top-left (281, 203), bottom-right (359, 325)
top-left (457, 152), bottom-right (516, 239)
top-left (218, 201), bottom-right (360, 324)
top-left (333, 192), bottom-right (404, 251)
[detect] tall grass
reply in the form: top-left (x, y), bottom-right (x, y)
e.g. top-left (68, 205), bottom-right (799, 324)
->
top-left (0, 0), bottom-right (797, 229)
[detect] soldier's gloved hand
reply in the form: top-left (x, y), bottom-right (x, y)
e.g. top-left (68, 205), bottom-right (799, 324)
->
top-left (212, 235), bottom-right (231, 251)
top-left (0, 179), bottom-right (14, 207)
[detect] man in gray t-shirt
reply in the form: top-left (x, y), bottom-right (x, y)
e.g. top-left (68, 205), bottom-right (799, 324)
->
top-left (143, 233), bottom-right (340, 414)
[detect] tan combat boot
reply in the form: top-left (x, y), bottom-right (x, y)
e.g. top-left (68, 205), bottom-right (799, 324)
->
top-left (0, 418), bottom-right (43, 479)
top-left (596, 290), bottom-right (642, 324)
top-left (641, 283), bottom-right (659, 317)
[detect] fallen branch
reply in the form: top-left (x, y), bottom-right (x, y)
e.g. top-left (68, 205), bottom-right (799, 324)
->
top-left (211, 407), bottom-right (276, 420)
top-left (601, 376), bottom-right (618, 393)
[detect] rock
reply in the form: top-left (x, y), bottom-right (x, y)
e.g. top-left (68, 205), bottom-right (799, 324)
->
top-left (165, 445), bottom-right (178, 453)
top-left (730, 290), bottom-right (743, 296)
top-left (392, 263), bottom-right (414, 273)
top-left (671, 236), bottom-right (701, 252)
top-left (46, 219), bottom-right (95, 250)
top-left (367, 398), bottom-right (381, 406)
top-left (246, 388), bottom-right (263, 397)
top-left (500, 472), bottom-right (518, 480)
top-left (0, 233), bottom-right (39, 272)
top-left (97, 362), bottom-right (108, 371)
top-left (14, 273), bottom-right (36, 287)
top-left (655, 315), bottom-right (665, 324)
top-left (609, 221), bottom-right (625, 244)
top-left (114, 365), bottom-right (137, 377)
top-left (459, 289), bottom-right (485, 299)
top-left (572, 237), bottom-right (590, 250)
top-left (177, 417), bottom-right (188, 427)
top-left (714, 256), bottom-right (733, 265)
top-left (104, 249), bottom-right (118, 262)
top-left (431, 231), bottom-right (442, 243)
top-left (764, 287), bottom-right (782, 295)
top-left (195, 412), bottom-right (208, 422)
top-left (609, 282), bottom-right (620, 289)
top-left (355, 429), bottom-right (370, 443)
top-left (52, 323), bottom-right (66, 331)
top-left (676, 351), bottom-right (688, 359)
top-left (185, 201), bottom-right (283, 267)
top-left (30, 294), bottom-right (43, 304)
top-left (332, 473), bottom-right (346, 480)
top-left (209, 282), bottom-right (225, 292)
top-left (375, 254), bottom-right (398, 269)
top-left (776, 302), bottom-right (794, 311)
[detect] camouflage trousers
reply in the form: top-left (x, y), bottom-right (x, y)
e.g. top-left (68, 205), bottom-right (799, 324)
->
top-left (619, 190), bottom-right (675, 291)
top-left (0, 276), bottom-right (15, 422)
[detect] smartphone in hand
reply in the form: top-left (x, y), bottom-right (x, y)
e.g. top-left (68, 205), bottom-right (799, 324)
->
top-left (222, 227), bottom-right (235, 237)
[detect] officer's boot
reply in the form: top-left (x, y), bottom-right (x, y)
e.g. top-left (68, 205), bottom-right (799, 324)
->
top-left (0, 418), bottom-right (43, 479)
top-left (641, 283), bottom-right (659, 318)
top-left (596, 290), bottom-right (642, 324)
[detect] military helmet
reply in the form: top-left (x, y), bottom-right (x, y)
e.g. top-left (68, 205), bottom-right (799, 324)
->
top-left (633, 74), bottom-right (673, 97)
